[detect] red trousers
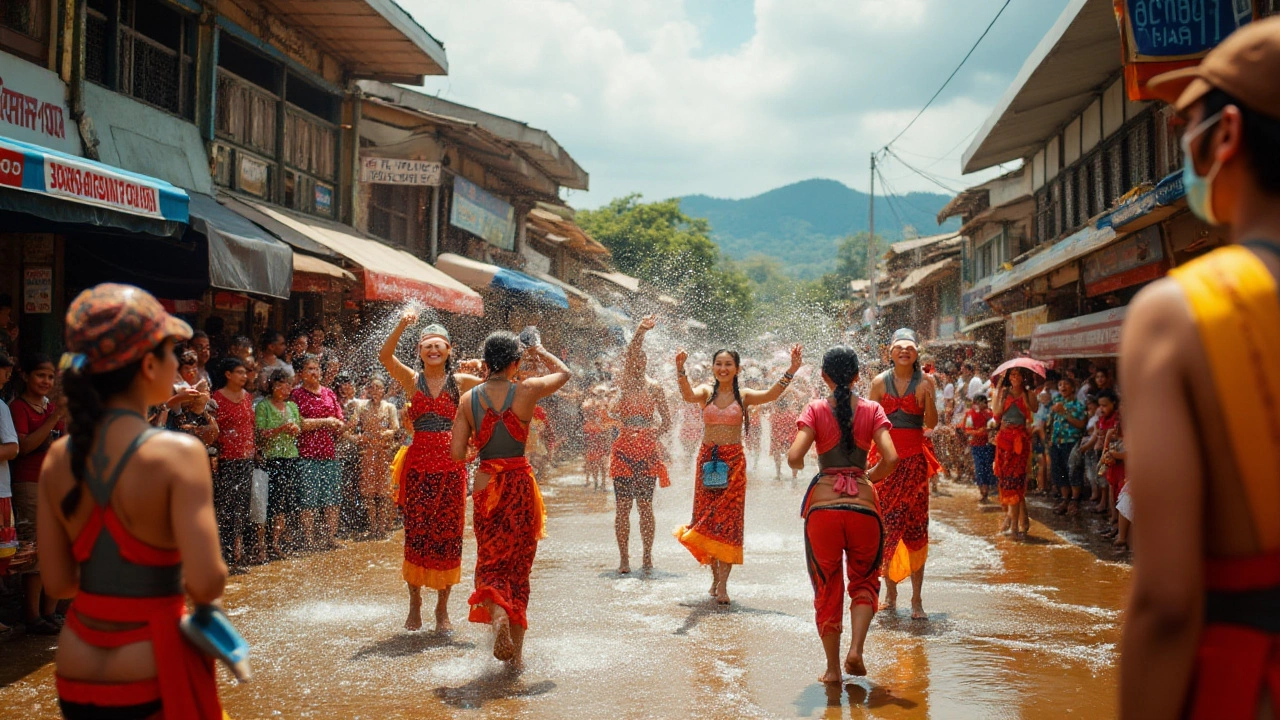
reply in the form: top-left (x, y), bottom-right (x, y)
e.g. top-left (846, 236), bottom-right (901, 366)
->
top-left (804, 505), bottom-right (883, 638)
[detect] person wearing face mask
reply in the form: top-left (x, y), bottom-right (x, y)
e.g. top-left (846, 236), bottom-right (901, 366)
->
top-left (380, 311), bottom-right (482, 634)
top-left (1119, 18), bottom-right (1280, 720)
top-left (867, 329), bottom-right (940, 621)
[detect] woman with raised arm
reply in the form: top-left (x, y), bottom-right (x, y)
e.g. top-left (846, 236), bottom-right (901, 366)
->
top-left (789, 346), bottom-right (897, 684)
top-left (379, 309), bottom-right (482, 633)
top-left (673, 343), bottom-right (803, 605)
top-left (991, 367), bottom-right (1038, 538)
top-left (452, 331), bottom-right (571, 669)
top-left (38, 284), bottom-right (227, 719)
top-left (609, 315), bottom-right (673, 575)
top-left (867, 328), bottom-right (940, 620)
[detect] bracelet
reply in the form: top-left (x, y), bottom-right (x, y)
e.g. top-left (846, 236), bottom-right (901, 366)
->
top-left (778, 377), bottom-right (791, 387)
top-left (677, 369), bottom-right (687, 378)
top-left (783, 371), bottom-right (796, 380)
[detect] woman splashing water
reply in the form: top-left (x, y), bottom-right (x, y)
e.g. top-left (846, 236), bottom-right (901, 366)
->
top-left (673, 343), bottom-right (803, 605)
top-left (609, 315), bottom-right (672, 575)
top-left (379, 310), bottom-right (482, 634)
top-left (867, 328), bottom-right (940, 620)
top-left (452, 331), bottom-right (571, 669)
top-left (38, 284), bottom-right (227, 719)
top-left (788, 346), bottom-right (898, 683)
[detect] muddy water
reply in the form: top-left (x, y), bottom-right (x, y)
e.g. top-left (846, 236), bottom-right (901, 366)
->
top-left (0, 457), bottom-right (1128, 719)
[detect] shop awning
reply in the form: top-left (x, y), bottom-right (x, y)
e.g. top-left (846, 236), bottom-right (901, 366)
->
top-left (899, 258), bottom-right (957, 292)
top-left (961, 317), bottom-right (1004, 333)
top-left (878, 294), bottom-right (914, 308)
top-left (218, 193), bottom-right (339, 259)
top-left (435, 253), bottom-right (569, 309)
top-left (244, 202), bottom-right (484, 315)
top-left (584, 269), bottom-right (641, 293)
top-left (985, 224), bottom-right (1118, 301)
top-left (294, 253), bottom-right (355, 282)
top-left (1029, 306), bottom-right (1128, 360)
top-left (186, 193), bottom-right (292, 300)
top-left (532, 271), bottom-right (595, 308)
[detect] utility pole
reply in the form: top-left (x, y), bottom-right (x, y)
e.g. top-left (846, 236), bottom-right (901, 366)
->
top-left (867, 152), bottom-right (877, 305)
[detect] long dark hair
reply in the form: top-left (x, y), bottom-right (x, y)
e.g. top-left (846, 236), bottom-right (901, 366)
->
top-left (823, 346), bottom-right (860, 453)
top-left (419, 333), bottom-right (459, 402)
top-left (61, 344), bottom-right (167, 516)
top-left (211, 356), bottom-right (245, 391)
top-left (707, 349), bottom-right (748, 435)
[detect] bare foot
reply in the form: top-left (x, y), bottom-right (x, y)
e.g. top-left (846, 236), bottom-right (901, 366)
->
top-left (434, 611), bottom-right (453, 635)
top-left (618, 558), bottom-right (630, 574)
top-left (879, 590), bottom-right (897, 612)
top-left (715, 586), bottom-right (731, 605)
top-left (844, 654), bottom-right (867, 677)
top-left (491, 609), bottom-right (516, 662)
top-left (709, 576), bottom-right (719, 597)
top-left (911, 600), bottom-right (927, 621)
top-left (642, 555), bottom-right (653, 572)
top-left (405, 589), bottom-right (423, 632)
top-left (819, 668), bottom-right (843, 683)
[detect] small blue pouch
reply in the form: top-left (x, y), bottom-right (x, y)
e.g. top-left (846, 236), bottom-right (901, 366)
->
top-left (701, 446), bottom-right (729, 489)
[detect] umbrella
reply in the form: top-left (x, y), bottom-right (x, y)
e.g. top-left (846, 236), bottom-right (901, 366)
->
top-left (991, 357), bottom-right (1046, 383)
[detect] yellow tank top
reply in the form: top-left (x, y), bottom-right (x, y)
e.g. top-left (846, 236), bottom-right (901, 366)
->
top-left (1169, 243), bottom-right (1280, 550)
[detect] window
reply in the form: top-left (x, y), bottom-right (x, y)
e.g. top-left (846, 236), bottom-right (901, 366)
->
top-left (1, 0), bottom-right (48, 62)
top-left (369, 184), bottom-right (418, 246)
top-left (213, 37), bottom-right (340, 218)
top-left (85, 0), bottom-right (195, 118)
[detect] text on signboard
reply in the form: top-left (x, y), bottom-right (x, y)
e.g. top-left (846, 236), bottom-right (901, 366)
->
top-left (0, 75), bottom-right (66, 140)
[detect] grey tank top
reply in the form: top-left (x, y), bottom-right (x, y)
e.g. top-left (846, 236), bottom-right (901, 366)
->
top-left (78, 412), bottom-right (183, 598)
top-left (880, 369), bottom-right (925, 430)
top-left (816, 399), bottom-right (870, 470)
top-left (472, 383), bottom-right (527, 460)
top-left (412, 373), bottom-right (455, 433)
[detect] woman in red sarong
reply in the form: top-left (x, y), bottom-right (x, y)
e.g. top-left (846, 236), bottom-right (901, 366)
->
top-left (991, 367), bottom-right (1037, 537)
top-left (379, 310), bottom-right (482, 633)
top-left (789, 345), bottom-right (898, 684)
top-left (38, 284), bottom-right (227, 719)
top-left (770, 393), bottom-right (801, 481)
top-left (867, 328), bottom-right (941, 621)
top-left (673, 343), bottom-right (804, 605)
top-left (610, 316), bottom-right (673, 575)
top-left (452, 331), bottom-right (570, 669)
top-left (581, 386), bottom-right (613, 491)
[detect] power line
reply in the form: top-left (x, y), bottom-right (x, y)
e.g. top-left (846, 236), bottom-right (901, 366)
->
top-left (877, 167), bottom-right (946, 219)
top-left (884, 148), bottom-right (961, 194)
top-left (881, 0), bottom-right (1013, 151)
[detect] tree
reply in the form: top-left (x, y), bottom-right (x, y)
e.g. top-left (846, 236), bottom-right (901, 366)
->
top-left (578, 194), bottom-right (754, 337)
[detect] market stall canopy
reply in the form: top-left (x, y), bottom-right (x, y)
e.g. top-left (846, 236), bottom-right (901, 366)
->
top-left (187, 193), bottom-right (293, 299)
top-left (960, 317), bottom-right (1004, 334)
top-left (1029, 306), bottom-right (1128, 359)
top-left (435, 253), bottom-right (569, 309)
top-left (219, 193), bottom-right (339, 259)
top-left (294, 253), bottom-right (356, 282)
top-left (532, 271), bottom-right (595, 309)
top-left (584, 270), bottom-right (641, 294)
top-left (245, 202), bottom-right (483, 315)
top-left (898, 258), bottom-right (957, 292)
top-left (0, 134), bottom-right (187, 237)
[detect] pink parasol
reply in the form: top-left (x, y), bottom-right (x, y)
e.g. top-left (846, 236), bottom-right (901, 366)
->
top-left (991, 357), bottom-right (1046, 383)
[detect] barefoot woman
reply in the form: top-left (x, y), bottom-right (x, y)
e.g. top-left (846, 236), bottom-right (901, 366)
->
top-left (38, 284), bottom-right (227, 718)
top-left (867, 329), bottom-right (940, 620)
top-left (452, 332), bottom-right (570, 668)
top-left (991, 367), bottom-right (1038, 537)
top-left (673, 344), bottom-right (803, 604)
top-left (379, 310), bottom-right (481, 633)
top-left (610, 315), bottom-right (672, 574)
top-left (789, 346), bottom-right (898, 683)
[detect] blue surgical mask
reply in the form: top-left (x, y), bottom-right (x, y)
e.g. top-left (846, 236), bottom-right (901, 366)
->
top-left (1180, 111), bottom-right (1225, 225)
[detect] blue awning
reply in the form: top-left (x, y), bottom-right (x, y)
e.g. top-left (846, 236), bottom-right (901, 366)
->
top-left (492, 267), bottom-right (569, 309)
top-left (1100, 171), bottom-right (1186, 231)
top-left (0, 135), bottom-right (188, 223)
top-left (434, 253), bottom-right (569, 310)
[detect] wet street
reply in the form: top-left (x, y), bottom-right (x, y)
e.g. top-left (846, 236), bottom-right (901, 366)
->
top-left (0, 456), bottom-right (1128, 719)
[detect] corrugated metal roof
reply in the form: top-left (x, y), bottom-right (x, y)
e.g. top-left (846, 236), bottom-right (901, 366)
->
top-left (888, 231), bottom-right (961, 256)
top-left (899, 258), bottom-right (958, 291)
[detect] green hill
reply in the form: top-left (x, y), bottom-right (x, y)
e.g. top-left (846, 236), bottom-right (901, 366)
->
top-left (680, 178), bottom-right (959, 280)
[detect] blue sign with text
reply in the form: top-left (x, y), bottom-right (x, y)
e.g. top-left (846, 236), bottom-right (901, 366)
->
top-left (1124, 0), bottom-right (1253, 58)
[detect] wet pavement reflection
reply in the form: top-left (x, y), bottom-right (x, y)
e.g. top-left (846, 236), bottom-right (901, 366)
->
top-left (0, 460), bottom-right (1127, 719)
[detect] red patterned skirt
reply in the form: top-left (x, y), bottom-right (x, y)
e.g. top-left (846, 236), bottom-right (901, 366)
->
top-left (674, 443), bottom-right (747, 565)
top-left (400, 431), bottom-right (467, 590)
top-left (994, 425), bottom-right (1030, 506)
top-left (468, 458), bottom-right (545, 630)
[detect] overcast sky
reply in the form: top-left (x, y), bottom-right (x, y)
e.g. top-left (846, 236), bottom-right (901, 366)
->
top-left (397, 0), bottom-right (1071, 207)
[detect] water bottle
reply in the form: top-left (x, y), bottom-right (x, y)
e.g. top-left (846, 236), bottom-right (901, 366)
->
top-left (519, 326), bottom-right (541, 348)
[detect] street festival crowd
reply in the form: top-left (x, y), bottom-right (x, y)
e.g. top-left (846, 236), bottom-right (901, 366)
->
top-left (0, 19), bottom-right (1278, 719)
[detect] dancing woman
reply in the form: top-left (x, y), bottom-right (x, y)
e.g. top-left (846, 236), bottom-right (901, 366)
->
top-left (581, 386), bottom-right (612, 491)
top-left (610, 316), bottom-right (672, 574)
top-left (452, 332), bottom-right (571, 668)
top-left (379, 310), bottom-right (482, 633)
top-left (991, 367), bottom-right (1038, 537)
top-left (789, 346), bottom-right (897, 683)
top-left (867, 328), bottom-right (940, 620)
top-left (38, 284), bottom-right (226, 719)
top-left (673, 343), bottom-right (803, 605)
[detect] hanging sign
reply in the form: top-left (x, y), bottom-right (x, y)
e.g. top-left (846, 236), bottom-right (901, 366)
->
top-left (23, 266), bottom-right (52, 314)
top-left (1116, 0), bottom-right (1256, 100)
top-left (1083, 224), bottom-right (1167, 297)
top-left (360, 157), bottom-right (442, 186)
top-left (450, 175), bottom-right (515, 251)
top-left (1008, 305), bottom-right (1049, 341)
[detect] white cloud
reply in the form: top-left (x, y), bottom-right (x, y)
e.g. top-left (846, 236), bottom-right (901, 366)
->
top-left (397, 0), bottom-right (1059, 206)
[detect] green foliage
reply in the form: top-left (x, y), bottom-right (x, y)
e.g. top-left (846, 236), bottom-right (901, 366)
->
top-left (577, 194), bottom-right (755, 337)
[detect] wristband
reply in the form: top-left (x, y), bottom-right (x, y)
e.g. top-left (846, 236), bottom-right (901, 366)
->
top-left (783, 371), bottom-right (796, 380)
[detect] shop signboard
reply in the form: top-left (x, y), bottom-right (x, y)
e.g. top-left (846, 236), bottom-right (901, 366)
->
top-left (1117, 0), bottom-right (1255, 100)
top-left (450, 175), bottom-right (515, 251)
top-left (1083, 225), bottom-right (1167, 297)
top-left (213, 292), bottom-right (248, 312)
top-left (0, 50), bottom-right (80, 156)
top-left (1008, 305), bottom-right (1048, 341)
top-left (315, 183), bottom-right (333, 215)
top-left (360, 157), bottom-right (442, 186)
top-left (237, 155), bottom-right (269, 198)
top-left (1030, 307), bottom-right (1129, 359)
top-left (23, 266), bottom-right (51, 314)
top-left (0, 136), bottom-right (187, 221)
